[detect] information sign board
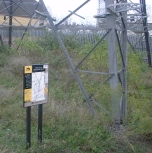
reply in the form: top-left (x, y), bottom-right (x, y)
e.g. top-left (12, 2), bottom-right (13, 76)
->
top-left (23, 64), bottom-right (49, 107)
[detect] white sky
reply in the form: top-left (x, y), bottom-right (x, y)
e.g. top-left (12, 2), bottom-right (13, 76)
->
top-left (42, 0), bottom-right (152, 24)
top-left (43, 0), bottom-right (98, 25)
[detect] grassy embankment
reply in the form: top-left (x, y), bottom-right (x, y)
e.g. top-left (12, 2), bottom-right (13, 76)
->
top-left (0, 33), bottom-right (152, 152)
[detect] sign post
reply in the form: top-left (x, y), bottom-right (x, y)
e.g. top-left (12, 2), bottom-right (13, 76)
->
top-left (26, 107), bottom-right (31, 149)
top-left (38, 104), bottom-right (43, 143)
top-left (23, 64), bottom-right (49, 149)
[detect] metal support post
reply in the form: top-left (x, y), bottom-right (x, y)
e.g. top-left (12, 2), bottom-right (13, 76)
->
top-left (8, 0), bottom-right (13, 47)
top-left (26, 107), bottom-right (31, 149)
top-left (38, 104), bottom-right (43, 143)
top-left (120, 0), bottom-right (128, 120)
top-left (140, 0), bottom-right (152, 67)
top-left (105, 0), bottom-right (120, 124)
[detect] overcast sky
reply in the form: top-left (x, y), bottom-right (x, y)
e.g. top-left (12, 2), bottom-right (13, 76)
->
top-left (42, 0), bottom-right (152, 24)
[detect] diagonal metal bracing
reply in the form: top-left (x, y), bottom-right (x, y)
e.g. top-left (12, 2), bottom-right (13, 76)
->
top-left (89, 74), bottom-right (114, 99)
top-left (2, 0), bottom-right (23, 24)
top-left (22, 1), bottom-right (33, 15)
top-left (116, 0), bottom-right (126, 29)
top-left (115, 29), bottom-right (125, 67)
top-left (3, 0), bottom-right (33, 17)
top-left (75, 29), bottom-right (111, 69)
top-left (12, 16), bottom-right (25, 27)
top-left (32, 15), bottom-right (43, 27)
top-left (68, 10), bottom-right (85, 20)
top-left (132, 35), bottom-right (144, 49)
top-left (40, 0), bottom-right (97, 116)
top-left (17, 13), bottom-right (38, 50)
top-left (127, 18), bottom-right (146, 32)
top-left (31, 0), bottom-right (149, 127)
top-left (128, 34), bottom-right (147, 53)
top-left (39, 0), bottom-right (118, 117)
top-left (37, 0), bottom-right (129, 122)
top-left (12, 1), bottom-right (33, 17)
top-left (0, 2), bottom-right (14, 14)
top-left (55, 0), bottom-right (90, 27)
top-left (1, 16), bottom-right (9, 26)
top-left (92, 100), bottom-right (110, 114)
top-left (127, 38), bottom-right (136, 53)
top-left (3, 0), bottom-right (23, 15)
top-left (3, 0), bottom-right (12, 14)
top-left (14, 8), bottom-right (34, 46)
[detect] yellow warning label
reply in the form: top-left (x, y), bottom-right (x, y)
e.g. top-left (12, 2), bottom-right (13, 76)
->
top-left (24, 66), bottom-right (32, 74)
top-left (44, 88), bottom-right (48, 94)
top-left (24, 89), bottom-right (32, 102)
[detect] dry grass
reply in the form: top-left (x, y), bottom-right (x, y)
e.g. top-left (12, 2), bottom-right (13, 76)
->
top-left (0, 36), bottom-right (152, 152)
top-left (8, 56), bottom-right (31, 77)
top-left (0, 86), bottom-right (14, 104)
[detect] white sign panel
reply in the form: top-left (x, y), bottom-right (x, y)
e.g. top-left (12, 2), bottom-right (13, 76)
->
top-left (23, 64), bottom-right (49, 107)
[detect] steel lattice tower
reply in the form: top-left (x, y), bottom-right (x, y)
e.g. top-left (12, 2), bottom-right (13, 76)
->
top-left (38, 0), bottom-right (148, 126)
top-left (13, 0), bottom-right (150, 129)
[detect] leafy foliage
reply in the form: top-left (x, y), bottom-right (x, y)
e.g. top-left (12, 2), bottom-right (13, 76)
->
top-left (127, 51), bottom-right (152, 138)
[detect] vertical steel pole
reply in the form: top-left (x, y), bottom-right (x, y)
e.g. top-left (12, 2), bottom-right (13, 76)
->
top-left (120, 0), bottom-right (128, 120)
top-left (38, 104), bottom-right (43, 143)
top-left (140, 0), bottom-right (152, 67)
top-left (26, 107), bottom-right (31, 149)
top-left (105, 0), bottom-right (120, 124)
top-left (8, 0), bottom-right (13, 47)
top-left (17, 1), bottom-right (40, 50)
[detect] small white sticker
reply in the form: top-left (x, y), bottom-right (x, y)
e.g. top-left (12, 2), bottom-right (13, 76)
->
top-left (44, 65), bottom-right (48, 69)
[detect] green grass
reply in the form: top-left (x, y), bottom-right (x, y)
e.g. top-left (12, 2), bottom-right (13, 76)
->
top-left (0, 35), bottom-right (152, 152)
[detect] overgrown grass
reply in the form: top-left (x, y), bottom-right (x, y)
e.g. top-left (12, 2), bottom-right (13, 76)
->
top-left (0, 33), bottom-right (152, 152)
